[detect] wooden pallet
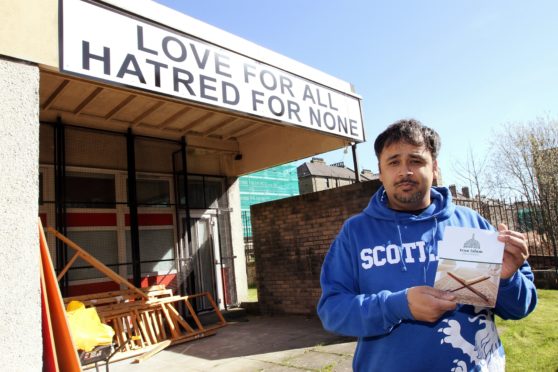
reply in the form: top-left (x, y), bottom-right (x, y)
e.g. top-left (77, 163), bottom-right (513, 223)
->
top-left (48, 227), bottom-right (228, 361)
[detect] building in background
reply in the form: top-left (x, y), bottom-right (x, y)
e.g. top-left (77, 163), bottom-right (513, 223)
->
top-left (297, 157), bottom-right (378, 194)
top-left (240, 163), bottom-right (299, 264)
top-left (0, 1), bottom-right (365, 368)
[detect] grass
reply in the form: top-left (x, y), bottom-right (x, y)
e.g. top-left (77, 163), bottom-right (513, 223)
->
top-left (497, 289), bottom-right (558, 372)
top-left (247, 286), bottom-right (258, 302)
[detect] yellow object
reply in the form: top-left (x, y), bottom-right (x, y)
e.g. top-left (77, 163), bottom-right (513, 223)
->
top-left (66, 301), bottom-right (115, 352)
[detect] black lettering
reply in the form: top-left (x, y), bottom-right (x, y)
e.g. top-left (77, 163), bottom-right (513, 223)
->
top-left (82, 41), bottom-right (110, 75)
top-left (162, 36), bottom-right (186, 62)
top-left (145, 59), bottom-right (168, 87)
top-left (302, 85), bottom-right (316, 104)
top-left (287, 100), bottom-right (301, 122)
top-left (173, 67), bottom-right (195, 95)
top-left (268, 96), bottom-right (284, 116)
top-left (222, 81), bottom-right (240, 105)
top-left (323, 112), bottom-right (336, 130)
top-left (309, 107), bottom-right (322, 127)
top-left (337, 115), bottom-right (348, 134)
top-left (316, 89), bottom-right (328, 108)
top-left (199, 75), bottom-right (218, 101)
top-left (350, 119), bottom-right (359, 136)
top-left (244, 64), bottom-right (256, 83)
top-left (280, 76), bottom-right (295, 97)
top-left (116, 54), bottom-right (145, 83)
top-left (215, 53), bottom-right (232, 78)
top-left (252, 90), bottom-right (264, 111)
top-left (190, 43), bottom-right (210, 69)
top-left (328, 92), bottom-right (338, 111)
top-left (136, 25), bottom-right (158, 55)
top-left (260, 70), bottom-right (277, 91)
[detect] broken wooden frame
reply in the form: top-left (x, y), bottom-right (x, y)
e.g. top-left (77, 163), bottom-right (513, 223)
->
top-left (47, 226), bottom-right (227, 362)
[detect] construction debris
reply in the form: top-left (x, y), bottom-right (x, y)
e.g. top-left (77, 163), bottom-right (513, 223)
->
top-left (47, 226), bottom-right (227, 367)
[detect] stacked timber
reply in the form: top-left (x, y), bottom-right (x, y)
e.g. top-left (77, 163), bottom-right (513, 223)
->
top-left (46, 227), bottom-right (227, 361)
top-left (64, 287), bottom-right (226, 353)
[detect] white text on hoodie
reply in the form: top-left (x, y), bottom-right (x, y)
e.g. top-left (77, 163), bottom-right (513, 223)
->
top-left (360, 241), bottom-right (437, 269)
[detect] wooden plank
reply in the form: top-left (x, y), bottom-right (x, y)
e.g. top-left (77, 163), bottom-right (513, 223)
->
top-left (129, 313), bottom-right (145, 349)
top-left (156, 309), bottom-right (167, 340)
top-left (132, 340), bottom-right (171, 364)
top-left (141, 310), bottom-right (158, 344)
top-left (166, 303), bottom-right (195, 334)
top-left (47, 226), bottom-right (149, 300)
top-left (111, 318), bottom-right (126, 351)
top-left (169, 328), bottom-right (218, 345)
top-left (159, 303), bottom-right (181, 339)
top-left (134, 310), bottom-right (151, 346)
top-left (56, 252), bottom-right (80, 282)
top-left (204, 292), bottom-right (227, 324)
top-left (64, 285), bottom-right (168, 304)
top-left (184, 300), bottom-right (204, 330)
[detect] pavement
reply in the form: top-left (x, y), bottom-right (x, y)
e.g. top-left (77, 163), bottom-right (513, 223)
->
top-left (106, 314), bottom-right (356, 372)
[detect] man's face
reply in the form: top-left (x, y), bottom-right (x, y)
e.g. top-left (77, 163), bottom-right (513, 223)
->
top-left (378, 141), bottom-right (438, 211)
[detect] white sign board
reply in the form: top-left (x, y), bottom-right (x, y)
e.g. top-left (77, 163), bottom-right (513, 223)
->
top-left (60, 0), bottom-right (365, 142)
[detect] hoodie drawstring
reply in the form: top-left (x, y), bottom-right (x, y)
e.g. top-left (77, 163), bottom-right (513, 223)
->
top-left (395, 223), bottom-right (408, 272)
top-left (396, 216), bottom-right (439, 282)
top-left (423, 217), bottom-right (439, 283)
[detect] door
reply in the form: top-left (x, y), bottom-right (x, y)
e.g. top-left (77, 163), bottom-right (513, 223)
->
top-left (181, 214), bottom-right (222, 311)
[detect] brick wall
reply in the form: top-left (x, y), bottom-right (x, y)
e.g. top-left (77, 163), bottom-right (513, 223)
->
top-left (251, 179), bottom-right (382, 315)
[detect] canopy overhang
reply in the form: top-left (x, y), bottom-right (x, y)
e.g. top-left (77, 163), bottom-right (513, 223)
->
top-left (6, 0), bottom-right (365, 176)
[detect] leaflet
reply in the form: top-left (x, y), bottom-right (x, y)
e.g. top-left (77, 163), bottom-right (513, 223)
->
top-left (434, 226), bottom-right (505, 307)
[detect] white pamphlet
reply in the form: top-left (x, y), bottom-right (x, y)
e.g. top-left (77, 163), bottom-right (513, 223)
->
top-left (434, 226), bottom-right (505, 307)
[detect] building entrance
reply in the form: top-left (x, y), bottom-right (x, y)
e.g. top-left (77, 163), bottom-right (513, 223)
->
top-left (181, 212), bottom-right (222, 311)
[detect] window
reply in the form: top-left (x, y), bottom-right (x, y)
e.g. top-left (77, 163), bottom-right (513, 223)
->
top-left (126, 229), bottom-right (175, 274)
top-left (66, 230), bottom-right (119, 280)
top-left (136, 179), bottom-right (170, 207)
top-left (65, 172), bottom-right (116, 208)
top-left (177, 175), bottom-right (224, 209)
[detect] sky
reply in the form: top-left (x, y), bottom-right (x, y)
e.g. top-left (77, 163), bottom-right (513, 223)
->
top-left (153, 0), bottom-right (558, 187)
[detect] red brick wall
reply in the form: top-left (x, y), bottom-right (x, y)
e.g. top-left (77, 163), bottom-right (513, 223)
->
top-left (251, 180), bottom-right (382, 315)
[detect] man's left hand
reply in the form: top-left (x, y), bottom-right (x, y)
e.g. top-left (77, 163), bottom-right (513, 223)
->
top-left (498, 223), bottom-right (529, 280)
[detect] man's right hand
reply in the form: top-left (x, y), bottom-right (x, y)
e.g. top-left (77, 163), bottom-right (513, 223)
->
top-left (407, 286), bottom-right (457, 322)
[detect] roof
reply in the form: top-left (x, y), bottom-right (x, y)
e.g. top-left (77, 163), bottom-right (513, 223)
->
top-left (8, 0), bottom-right (366, 177)
top-left (297, 161), bottom-right (377, 181)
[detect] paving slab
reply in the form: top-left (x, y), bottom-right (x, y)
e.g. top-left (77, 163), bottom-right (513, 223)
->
top-left (285, 350), bottom-right (343, 370)
top-left (314, 341), bottom-right (356, 356)
top-left (332, 356), bottom-right (354, 372)
top-left (106, 314), bottom-right (356, 372)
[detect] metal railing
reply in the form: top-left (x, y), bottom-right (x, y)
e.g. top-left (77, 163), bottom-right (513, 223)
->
top-left (454, 197), bottom-right (558, 270)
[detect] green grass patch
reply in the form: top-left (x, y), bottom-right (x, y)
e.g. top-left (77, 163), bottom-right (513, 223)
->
top-left (497, 289), bottom-right (558, 372)
top-left (247, 286), bottom-right (258, 302)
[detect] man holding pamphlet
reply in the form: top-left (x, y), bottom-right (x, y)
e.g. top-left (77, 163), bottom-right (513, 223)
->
top-left (318, 119), bottom-right (537, 371)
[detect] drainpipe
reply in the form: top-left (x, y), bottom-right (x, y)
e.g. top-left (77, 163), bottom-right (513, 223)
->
top-left (352, 143), bottom-right (360, 182)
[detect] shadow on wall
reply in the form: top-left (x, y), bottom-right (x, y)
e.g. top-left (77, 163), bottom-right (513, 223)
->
top-left (250, 180), bottom-right (382, 316)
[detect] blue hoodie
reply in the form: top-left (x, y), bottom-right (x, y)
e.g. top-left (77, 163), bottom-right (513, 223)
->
top-left (317, 186), bottom-right (537, 372)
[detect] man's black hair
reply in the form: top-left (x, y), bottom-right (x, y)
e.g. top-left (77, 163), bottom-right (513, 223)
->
top-left (374, 119), bottom-right (441, 160)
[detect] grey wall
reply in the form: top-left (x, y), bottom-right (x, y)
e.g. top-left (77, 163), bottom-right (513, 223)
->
top-left (0, 57), bottom-right (41, 370)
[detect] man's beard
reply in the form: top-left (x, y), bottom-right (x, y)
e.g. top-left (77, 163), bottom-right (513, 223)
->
top-left (393, 190), bottom-right (424, 205)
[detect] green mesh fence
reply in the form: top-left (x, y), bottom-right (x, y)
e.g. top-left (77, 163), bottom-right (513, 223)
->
top-left (240, 163), bottom-right (299, 238)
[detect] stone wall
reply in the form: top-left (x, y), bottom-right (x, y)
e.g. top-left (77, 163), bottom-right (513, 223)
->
top-left (251, 180), bottom-right (381, 315)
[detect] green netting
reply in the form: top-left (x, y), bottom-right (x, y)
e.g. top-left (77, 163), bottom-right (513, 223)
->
top-left (239, 164), bottom-right (299, 237)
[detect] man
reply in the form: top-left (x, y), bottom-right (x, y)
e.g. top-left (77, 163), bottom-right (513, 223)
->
top-left (317, 119), bottom-right (537, 371)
